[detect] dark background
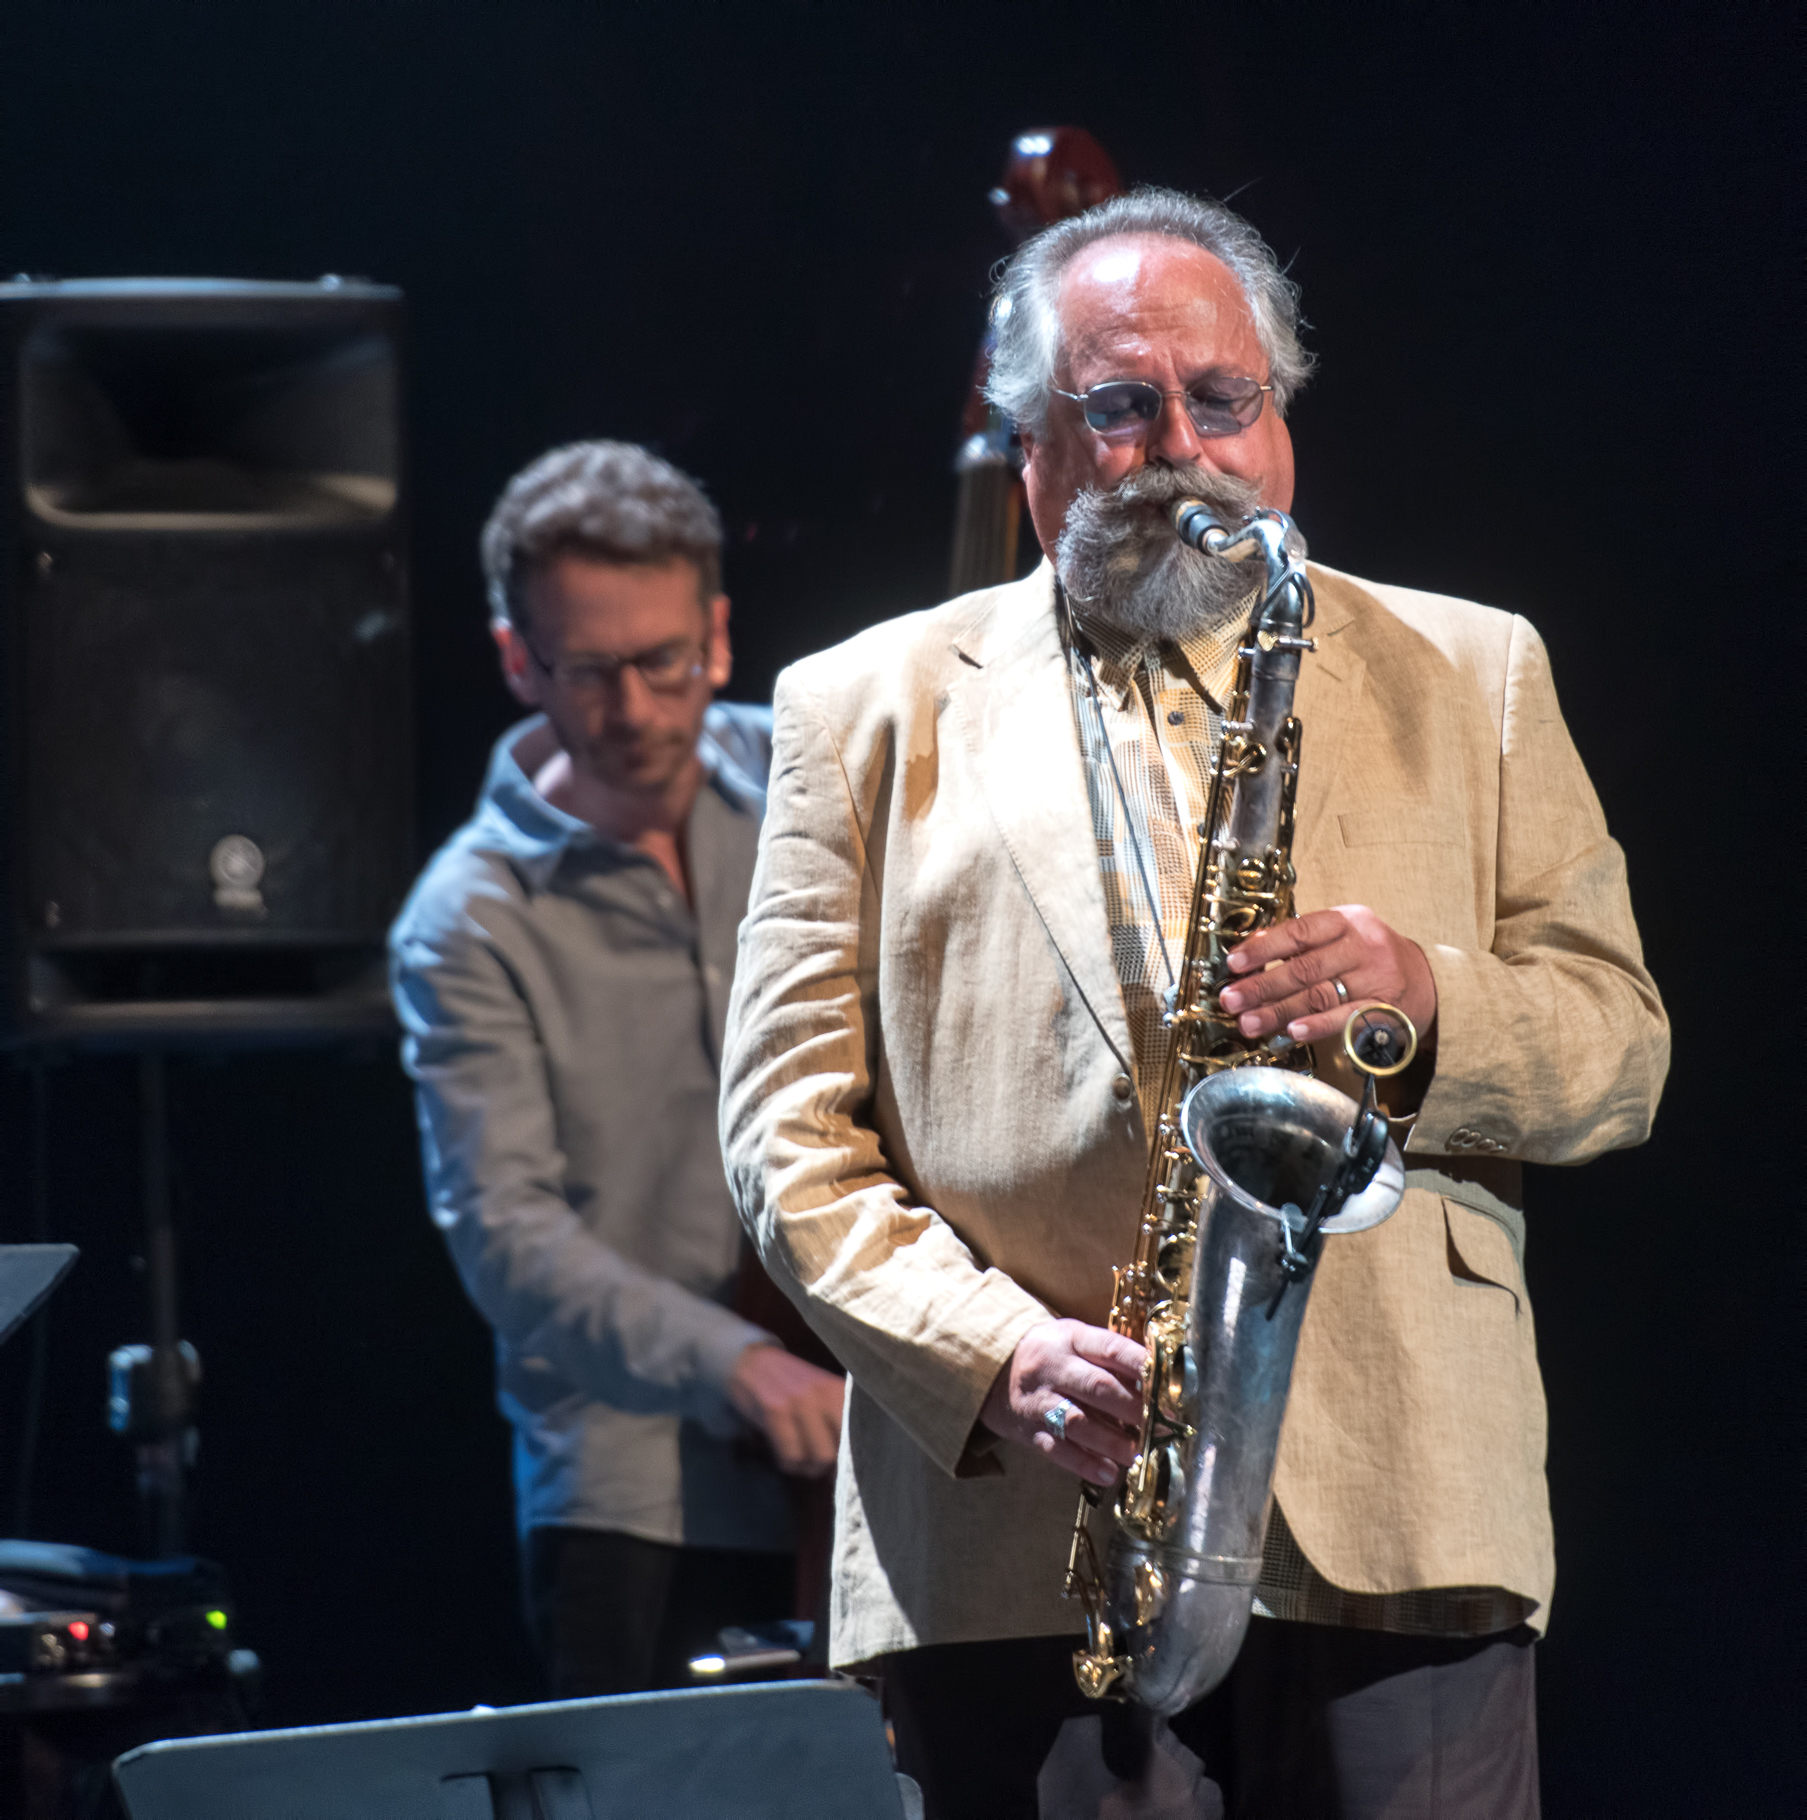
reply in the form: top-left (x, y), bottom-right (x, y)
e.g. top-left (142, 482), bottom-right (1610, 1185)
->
top-left (0, 2), bottom-right (1796, 1812)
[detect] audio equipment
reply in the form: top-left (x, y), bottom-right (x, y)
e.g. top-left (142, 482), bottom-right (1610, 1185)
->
top-left (0, 277), bottom-right (411, 1046)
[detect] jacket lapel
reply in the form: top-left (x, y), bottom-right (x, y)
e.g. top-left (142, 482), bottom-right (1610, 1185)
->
top-left (1291, 564), bottom-right (1371, 873)
top-left (947, 567), bottom-right (1135, 1076)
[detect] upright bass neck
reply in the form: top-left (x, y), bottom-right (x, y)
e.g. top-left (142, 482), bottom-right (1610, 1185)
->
top-left (947, 127), bottom-right (1123, 597)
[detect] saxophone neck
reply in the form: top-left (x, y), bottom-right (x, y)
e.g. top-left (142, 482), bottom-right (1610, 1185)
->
top-left (1167, 499), bottom-right (1313, 636)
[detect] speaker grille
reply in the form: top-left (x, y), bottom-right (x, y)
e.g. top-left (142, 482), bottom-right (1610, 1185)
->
top-left (24, 532), bottom-right (409, 941)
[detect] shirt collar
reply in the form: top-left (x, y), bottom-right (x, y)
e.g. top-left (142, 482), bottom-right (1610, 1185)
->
top-left (1067, 583), bottom-right (1258, 710)
top-left (696, 712), bottom-right (768, 818)
top-left (475, 712), bottom-right (757, 895)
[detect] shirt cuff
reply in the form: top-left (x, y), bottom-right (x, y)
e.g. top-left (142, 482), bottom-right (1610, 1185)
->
top-left (696, 1309), bottom-right (777, 1396)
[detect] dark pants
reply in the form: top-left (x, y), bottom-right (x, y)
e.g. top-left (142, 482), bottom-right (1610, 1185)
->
top-left (523, 1526), bottom-right (793, 1699)
top-left (883, 1620), bottom-right (1539, 1820)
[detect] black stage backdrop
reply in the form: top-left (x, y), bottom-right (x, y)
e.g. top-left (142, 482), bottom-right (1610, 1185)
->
top-left (0, 4), bottom-right (1795, 1812)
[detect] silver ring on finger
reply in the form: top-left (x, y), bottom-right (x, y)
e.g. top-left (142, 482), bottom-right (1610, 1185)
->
top-left (1333, 978), bottom-right (1350, 1005)
top-left (1043, 1399), bottom-right (1075, 1443)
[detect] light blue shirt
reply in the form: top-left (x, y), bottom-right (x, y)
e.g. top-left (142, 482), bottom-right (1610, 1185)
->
top-left (389, 704), bottom-right (791, 1550)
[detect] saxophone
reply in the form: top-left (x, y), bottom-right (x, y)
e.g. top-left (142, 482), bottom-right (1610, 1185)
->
top-left (1065, 500), bottom-right (1416, 1714)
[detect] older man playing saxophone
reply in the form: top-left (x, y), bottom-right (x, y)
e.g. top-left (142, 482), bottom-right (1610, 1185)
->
top-left (720, 189), bottom-right (1667, 1818)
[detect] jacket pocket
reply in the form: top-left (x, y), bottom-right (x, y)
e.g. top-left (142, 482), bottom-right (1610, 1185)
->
top-left (1338, 807), bottom-right (1464, 848)
top-left (1442, 1199), bottom-right (1522, 1315)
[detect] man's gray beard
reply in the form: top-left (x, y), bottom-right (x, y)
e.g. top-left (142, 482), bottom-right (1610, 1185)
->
top-left (1055, 464), bottom-right (1304, 643)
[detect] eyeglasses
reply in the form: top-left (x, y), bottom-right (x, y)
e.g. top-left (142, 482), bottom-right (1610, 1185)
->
top-left (1052, 373), bottom-right (1273, 440)
top-left (523, 635), bottom-right (707, 696)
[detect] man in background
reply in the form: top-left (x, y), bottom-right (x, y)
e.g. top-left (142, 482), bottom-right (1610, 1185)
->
top-left (391, 441), bottom-right (844, 1696)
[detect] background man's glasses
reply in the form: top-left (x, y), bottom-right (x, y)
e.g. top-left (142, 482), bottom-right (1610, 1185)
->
top-left (1052, 373), bottom-right (1272, 440)
top-left (524, 637), bottom-right (706, 696)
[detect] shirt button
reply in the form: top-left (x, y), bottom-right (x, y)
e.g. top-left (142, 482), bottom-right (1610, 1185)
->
top-left (1111, 1073), bottom-right (1134, 1103)
top-left (1167, 709), bottom-right (1185, 725)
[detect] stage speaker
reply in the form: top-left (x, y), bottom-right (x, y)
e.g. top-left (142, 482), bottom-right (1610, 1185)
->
top-left (0, 277), bottom-right (412, 1046)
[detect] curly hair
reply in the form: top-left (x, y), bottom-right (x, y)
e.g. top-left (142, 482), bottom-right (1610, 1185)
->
top-left (480, 440), bottom-right (723, 631)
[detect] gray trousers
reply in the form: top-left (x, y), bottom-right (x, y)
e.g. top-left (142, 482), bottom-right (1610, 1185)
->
top-left (883, 1618), bottom-right (1539, 1820)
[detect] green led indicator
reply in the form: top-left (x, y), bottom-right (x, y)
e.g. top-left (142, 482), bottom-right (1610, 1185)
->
top-left (205, 1609), bottom-right (228, 1631)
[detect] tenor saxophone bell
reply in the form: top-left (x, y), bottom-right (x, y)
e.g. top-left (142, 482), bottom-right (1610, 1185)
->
top-left (1099, 1068), bottom-right (1404, 1714)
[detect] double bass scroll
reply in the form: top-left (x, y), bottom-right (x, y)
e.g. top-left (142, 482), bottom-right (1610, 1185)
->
top-left (948, 128), bottom-right (1123, 597)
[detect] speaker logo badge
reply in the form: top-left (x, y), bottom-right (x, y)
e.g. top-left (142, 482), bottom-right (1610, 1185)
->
top-left (210, 835), bottom-right (267, 915)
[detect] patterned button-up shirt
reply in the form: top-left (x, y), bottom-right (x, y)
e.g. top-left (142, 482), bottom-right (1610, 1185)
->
top-left (1064, 587), bottom-right (1534, 1638)
top-left (1065, 596), bottom-right (1246, 1131)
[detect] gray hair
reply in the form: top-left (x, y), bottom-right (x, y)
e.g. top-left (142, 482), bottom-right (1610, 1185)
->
top-left (984, 186), bottom-right (1314, 435)
top-left (480, 440), bottom-right (723, 631)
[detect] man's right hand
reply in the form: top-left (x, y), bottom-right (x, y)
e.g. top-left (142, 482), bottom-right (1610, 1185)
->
top-left (979, 1318), bottom-right (1147, 1487)
top-left (726, 1343), bottom-right (845, 1478)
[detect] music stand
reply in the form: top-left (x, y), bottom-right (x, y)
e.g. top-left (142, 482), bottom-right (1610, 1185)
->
top-left (114, 1678), bottom-right (911, 1819)
top-left (0, 1244), bottom-right (77, 1348)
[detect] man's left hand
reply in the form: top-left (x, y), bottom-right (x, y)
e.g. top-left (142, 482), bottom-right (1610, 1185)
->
top-left (1217, 905), bottom-right (1438, 1049)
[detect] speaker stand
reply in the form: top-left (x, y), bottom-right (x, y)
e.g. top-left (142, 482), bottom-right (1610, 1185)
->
top-left (107, 1054), bottom-right (198, 1561)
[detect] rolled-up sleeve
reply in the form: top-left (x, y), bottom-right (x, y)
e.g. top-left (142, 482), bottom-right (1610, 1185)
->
top-left (391, 886), bottom-right (770, 1426)
top-left (1412, 615), bottom-right (1670, 1162)
top-left (719, 673), bottom-right (1048, 1477)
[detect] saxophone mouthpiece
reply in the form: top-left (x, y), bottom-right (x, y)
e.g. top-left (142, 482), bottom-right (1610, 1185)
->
top-left (1170, 498), bottom-right (1224, 550)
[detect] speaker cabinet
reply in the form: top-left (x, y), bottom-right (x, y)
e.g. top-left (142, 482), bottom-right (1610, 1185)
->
top-left (0, 278), bottom-right (412, 1046)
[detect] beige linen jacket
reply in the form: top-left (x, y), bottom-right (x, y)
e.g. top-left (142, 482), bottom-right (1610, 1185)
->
top-left (720, 561), bottom-right (1668, 1668)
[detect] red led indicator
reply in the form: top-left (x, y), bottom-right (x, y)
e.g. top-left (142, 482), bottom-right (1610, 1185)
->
top-left (67, 1620), bottom-right (90, 1641)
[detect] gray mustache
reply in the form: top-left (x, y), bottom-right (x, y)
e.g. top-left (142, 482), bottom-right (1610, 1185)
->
top-left (1111, 463), bottom-right (1264, 520)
